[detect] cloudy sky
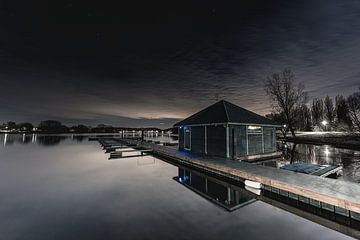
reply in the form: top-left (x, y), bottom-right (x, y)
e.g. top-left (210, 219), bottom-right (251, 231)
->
top-left (1, 0), bottom-right (360, 127)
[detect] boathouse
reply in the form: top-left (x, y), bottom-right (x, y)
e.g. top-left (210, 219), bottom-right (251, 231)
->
top-left (174, 100), bottom-right (281, 160)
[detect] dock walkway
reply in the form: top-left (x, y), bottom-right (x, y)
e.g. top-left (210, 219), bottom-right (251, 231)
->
top-left (120, 139), bottom-right (360, 214)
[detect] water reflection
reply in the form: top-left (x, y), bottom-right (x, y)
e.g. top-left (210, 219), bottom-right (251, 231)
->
top-left (175, 166), bottom-right (256, 211)
top-left (278, 142), bottom-right (360, 183)
top-left (0, 136), bottom-right (356, 240)
top-left (0, 134), bottom-right (119, 146)
top-left (144, 134), bottom-right (178, 144)
top-left (3, 133), bottom-right (7, 146)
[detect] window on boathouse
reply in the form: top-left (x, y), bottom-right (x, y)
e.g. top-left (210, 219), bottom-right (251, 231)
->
top-left (247, 126), bottom-right (263, 155)
top-left (232, 125), bottom-right (247, 157)
top-left (263, 127), bottom-right (276, 152)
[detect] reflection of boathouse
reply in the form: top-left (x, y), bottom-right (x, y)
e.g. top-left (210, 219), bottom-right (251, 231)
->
top-left (174, 100), bottom-right (281, 160)
top-left (175, 166), bottom-right (256, 211)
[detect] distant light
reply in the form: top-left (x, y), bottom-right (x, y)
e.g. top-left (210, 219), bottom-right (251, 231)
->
top-left (321, 120), bottom-right (328, 126)
top-left (283, 124), bottom-right (287, 128)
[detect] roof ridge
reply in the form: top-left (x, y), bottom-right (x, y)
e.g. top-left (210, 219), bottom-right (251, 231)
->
top-left (225, 100), bottom-right (267, 118)
top-left (173, 99), bottom-right (280, 127)
top-left (222, 100), bottom-right (230, 122)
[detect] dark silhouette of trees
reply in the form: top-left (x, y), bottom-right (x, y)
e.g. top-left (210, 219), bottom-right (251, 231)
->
top-left (295, 104), bottom-right (312, 131)
top-left (324, 96), bottom-right (335, 127)
top-left (311, 98), bottom-right (324, 126)
top-left (5, 121), bottom-right (16, 129)
top-left (71, 125), bottom-right (90, 133)
top-left (38, 120), bottom-right (69, 133)
top-left (91, 124), bottom-right (118, 133)
top-left (264, 69), bottom-right (306, 137)
top-left (335, 95), bottom-right (352, 130)
top-left (347, 88), bottom-right (360, 131)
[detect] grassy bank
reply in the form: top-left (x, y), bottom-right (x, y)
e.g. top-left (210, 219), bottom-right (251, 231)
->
top-left (282, 132), bottom-right (360, 150)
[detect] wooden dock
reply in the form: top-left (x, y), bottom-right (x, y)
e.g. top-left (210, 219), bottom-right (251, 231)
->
top-left (311, 165), bottom-right (343, 177)
top-left (92, 137), bottom-right (152, 159)
top-left (91, 137), bottom-right (360, 215)
top-left (109, 149), bottom-right (153, 159)
top-left (90, 137), bottom-right (360, 237)
top-left (121, 139), bottom-right (360, 215)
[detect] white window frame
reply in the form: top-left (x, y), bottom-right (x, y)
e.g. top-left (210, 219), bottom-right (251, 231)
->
top-left (246, 125), bottom-right (264, 155)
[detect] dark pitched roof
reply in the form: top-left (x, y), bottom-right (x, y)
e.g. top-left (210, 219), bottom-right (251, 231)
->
top-left (174, 100), bottom-right (279, 126)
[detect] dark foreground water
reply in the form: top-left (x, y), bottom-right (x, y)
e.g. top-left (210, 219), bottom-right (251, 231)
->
top-left (0, 134), bottom-right (356, 240)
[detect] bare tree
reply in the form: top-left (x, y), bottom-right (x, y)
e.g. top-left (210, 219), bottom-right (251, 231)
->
top-left (264, 69), bottom-right (306, 137)
top-left (266, 112), bottom-right (287, 137)
top-left (324, 96), bottom-right (335, 125)
top-left (347, 89), bottom-right (360, 131)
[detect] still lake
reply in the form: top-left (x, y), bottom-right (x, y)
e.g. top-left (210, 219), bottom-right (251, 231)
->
top-left (0, 134), bottom-right (356, 240)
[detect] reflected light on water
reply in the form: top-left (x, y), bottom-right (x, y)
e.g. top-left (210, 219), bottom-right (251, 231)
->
top-left (324, 146), bottom-right (331, 156)
top-left (32, 133), bottom-right (37, 143)
top-left (324, 145), bottom-right (331, 164)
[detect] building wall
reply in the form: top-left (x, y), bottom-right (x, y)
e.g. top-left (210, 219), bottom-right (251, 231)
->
top-left (229, 125), bottom-right (247, 158)
top-left (191, 126), bottom-right (205, 154)
top-left (206, 125), bottom-right (227, 157)
top-left (179, 124), bottom-right (277, 159)
top-left (178, 127), bottom-right (184, 150)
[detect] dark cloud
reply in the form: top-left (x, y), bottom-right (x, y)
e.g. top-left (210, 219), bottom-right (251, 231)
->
top-left (1, 0), bottom-right (360, 127)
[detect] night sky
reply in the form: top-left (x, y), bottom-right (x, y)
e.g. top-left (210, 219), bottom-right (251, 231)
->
top-left (1, 1), bottom-right (360, 127)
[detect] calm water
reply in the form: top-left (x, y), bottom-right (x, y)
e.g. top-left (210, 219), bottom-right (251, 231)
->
top-left (0, 134), bottom-right (356, 240)
top-left (279, 142), bottom-right (360, 183)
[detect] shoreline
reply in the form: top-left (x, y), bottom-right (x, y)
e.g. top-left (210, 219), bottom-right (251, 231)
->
top-left (283, 133), bottom-right (360, 150)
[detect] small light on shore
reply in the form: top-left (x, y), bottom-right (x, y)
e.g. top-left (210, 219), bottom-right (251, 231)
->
top-left (321, 120), bottom-right (328, 126)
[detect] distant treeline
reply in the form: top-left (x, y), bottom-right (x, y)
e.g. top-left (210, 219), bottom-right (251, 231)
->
top-left (264, 69), bottom-right (360, 134)
top-left (0, 120), bottom-right (172, 134)
top-left (266, 94), bottom-right (358, 132)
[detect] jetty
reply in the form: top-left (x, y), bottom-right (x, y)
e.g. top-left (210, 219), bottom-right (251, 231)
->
top-left (91, 137), bottom-right (153, 159)
top-left (90, 137), bottom-right (360, 216)
top-left (150, 142), bottom-right (360, 214)
top-left (280, 163), bottom-right (342, 178)
top-left (89, 136), bottom-right (360, 237)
